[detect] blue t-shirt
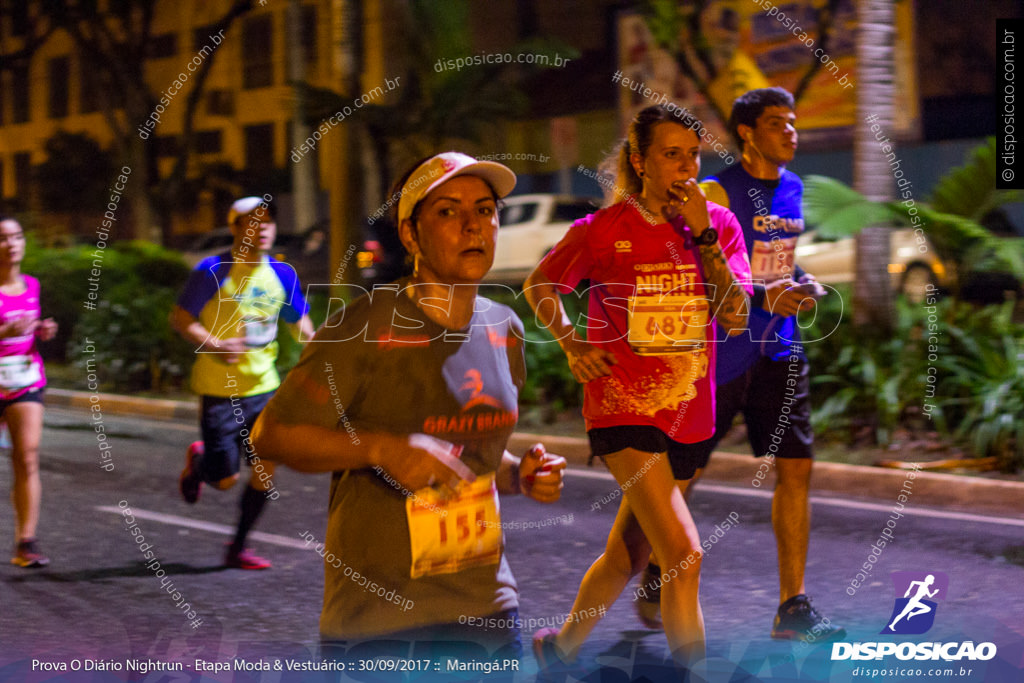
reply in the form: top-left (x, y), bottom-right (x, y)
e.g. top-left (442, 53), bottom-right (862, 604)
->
top-left (703, 164), bottom-right (806, 383)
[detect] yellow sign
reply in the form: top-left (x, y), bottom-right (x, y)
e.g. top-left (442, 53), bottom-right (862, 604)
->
top-left (617, 1), bottom-right (920, 145)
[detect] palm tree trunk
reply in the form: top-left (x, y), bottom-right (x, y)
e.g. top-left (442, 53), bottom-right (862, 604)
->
top-left (852, 0), bottom-right (896, 331)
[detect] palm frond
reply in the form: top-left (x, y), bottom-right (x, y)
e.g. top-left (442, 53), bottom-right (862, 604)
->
top-left (929, 137), bottom-right (1024, 221)
top-left (802, 175), bottom-right (893, 238)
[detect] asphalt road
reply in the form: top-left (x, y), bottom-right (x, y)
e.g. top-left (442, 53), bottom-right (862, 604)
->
top-left (2, 406), bottom-right (1023, 683)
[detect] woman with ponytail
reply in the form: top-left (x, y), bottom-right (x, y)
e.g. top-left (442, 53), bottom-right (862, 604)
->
top-left (524, 104), bottom-right (751, 672)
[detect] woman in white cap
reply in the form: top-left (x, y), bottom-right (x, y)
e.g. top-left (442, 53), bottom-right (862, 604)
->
top-left (253, 153), bottom-right (566, 661)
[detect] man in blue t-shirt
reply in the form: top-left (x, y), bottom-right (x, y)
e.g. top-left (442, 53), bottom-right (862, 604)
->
top-left (638, 88), bottom-right (844, 643)
top-left (170, 196), bottom-right (314, 569)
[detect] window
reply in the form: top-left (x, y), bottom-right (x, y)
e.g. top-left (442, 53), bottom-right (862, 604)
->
top-left (242, 15), bottom-right (274, 89)
top-left (499, 202), bottom-right (538, 227)
top-left (244, 124), bottom-right (275, 170)
top-left (9, 2), bottom-right (28, 37)
top-left (13, 152), bottom-right (32, 201)
top-left (155, 136), bottom-right (180, 158)
top-left (79, 56), bottom-right (100, 114)
top-left (205, 89), bottom-right (234, 116)
top-left (302, 5), bottom-right (317, 67)
top-left (553, 201), bottom-right (597, 222)
top-left (48, 56), bottom-right (70, 119)
top-left (149, 33), bottom-right (177, 59)
top-left (193, 23), bottom-right (220, 51)
top-left (196, 130), bottom-right (223, 154)
top-left (12, 65), bottom-right (30, 123)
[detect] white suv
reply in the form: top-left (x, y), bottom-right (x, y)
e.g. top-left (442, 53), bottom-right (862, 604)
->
top-left (487, 194), bottom-right (600, 284)
top-left (487, 193), bottom-right (948, 301)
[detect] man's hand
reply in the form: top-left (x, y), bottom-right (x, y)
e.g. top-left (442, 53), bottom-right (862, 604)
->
top-left (762, 277), bottom-right (823, 317)
top-left (798, 273), bottom-right (827, 299)
top-left (519, 444), bottom-right (566, 503)
top-left (206, 336), bottom-right (248, 364)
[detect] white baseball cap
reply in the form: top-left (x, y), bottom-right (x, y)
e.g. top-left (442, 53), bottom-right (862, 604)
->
top-left (227, 196), bottom-right (275, 226)
top-left (397, 152), bottom-right (516, 224)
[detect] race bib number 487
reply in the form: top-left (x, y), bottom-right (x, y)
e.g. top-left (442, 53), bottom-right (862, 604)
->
top-left (628, 294), bottom-right (709, 355)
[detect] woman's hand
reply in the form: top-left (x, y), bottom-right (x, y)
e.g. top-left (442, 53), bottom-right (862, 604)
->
top-left (562, 338), bottom-right (616, 383)
top-left (519, 444), bottom-right (567, 503)
top-left (35, 318), bottom-right (58, 342)
top-left (376, 433), bottom-right (476, 493)
top-left (662, 179), bottom-right (710, 235)
top-left (1, 314), bottom-right (39, 339)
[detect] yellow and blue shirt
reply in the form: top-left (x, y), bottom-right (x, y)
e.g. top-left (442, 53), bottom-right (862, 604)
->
top-left (178, 252), bottom-right (309, 397)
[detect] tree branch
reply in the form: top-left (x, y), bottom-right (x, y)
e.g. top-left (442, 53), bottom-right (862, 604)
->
top-left (793, 0), bottom-right (842, 103)
top-left (161, 0), bottom-right (255, 210)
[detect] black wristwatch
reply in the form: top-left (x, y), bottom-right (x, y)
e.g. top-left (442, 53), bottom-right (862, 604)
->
top-left (695, 227), bottom-right (718, 246)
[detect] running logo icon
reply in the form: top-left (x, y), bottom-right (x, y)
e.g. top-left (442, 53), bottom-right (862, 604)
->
top-left (881, 571), bottom-right (948, 635)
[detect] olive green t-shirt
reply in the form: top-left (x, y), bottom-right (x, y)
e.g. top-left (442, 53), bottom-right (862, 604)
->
top-left (264, 284), bottom-right (525, 639)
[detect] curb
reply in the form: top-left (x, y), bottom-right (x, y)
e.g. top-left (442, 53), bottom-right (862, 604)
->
top-left (509, 432), bottom-right (1024, 517)
top-left (46, 388), bottom-right (199, 422)
top-left (46, 389), bottom-right (1024, 516)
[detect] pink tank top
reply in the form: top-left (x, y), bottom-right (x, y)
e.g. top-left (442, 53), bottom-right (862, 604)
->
top-left (0, 275), bottom-right (47, 400)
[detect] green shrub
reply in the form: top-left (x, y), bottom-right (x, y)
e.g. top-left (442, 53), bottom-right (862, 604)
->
top-left (803, 287), bottom-right (930, 445)
top-left (21, 237), bottom-right (94, 363)
top-left (21, 238), bottom-right (194, 392)
top-left (933, 301), bottom-right (1024, 471)
top-left (486, 286), bottom-right (584, 417)
top-left (804, 286), bottom-right (1024, 470)
top-left (69, 284), bottom-right (193, 392)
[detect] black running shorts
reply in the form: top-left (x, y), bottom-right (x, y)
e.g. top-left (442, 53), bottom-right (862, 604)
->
top-left (669, 355), bottom-right (815, 476)
top-left (589, 425), bottom-right (703, 481)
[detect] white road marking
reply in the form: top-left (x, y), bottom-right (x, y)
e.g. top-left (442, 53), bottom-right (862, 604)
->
top-left (560, 467), bottom-right (617, 481)
top-left (563, 468), bottom-right (1024, 528)
top-left (96, 506), bottom-right (311, 549)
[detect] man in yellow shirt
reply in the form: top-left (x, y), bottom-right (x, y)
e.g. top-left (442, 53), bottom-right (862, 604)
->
top-left (171, 196), bottom-right (314, 569)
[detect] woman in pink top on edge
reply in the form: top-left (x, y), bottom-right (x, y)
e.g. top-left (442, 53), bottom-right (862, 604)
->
top-left (0, 217), bottom-right (58, 567)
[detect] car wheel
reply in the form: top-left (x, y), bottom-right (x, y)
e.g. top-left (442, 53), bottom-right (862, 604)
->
top-left (900, 264), bottom-right (936, 304)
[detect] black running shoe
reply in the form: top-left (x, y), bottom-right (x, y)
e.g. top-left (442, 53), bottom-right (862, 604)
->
top-left (771, 594), bottom-right (846, 642)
